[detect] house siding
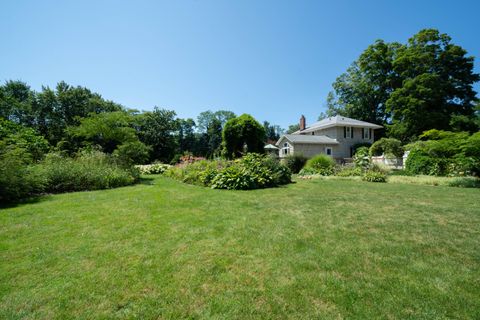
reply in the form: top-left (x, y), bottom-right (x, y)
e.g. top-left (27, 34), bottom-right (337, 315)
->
top-left (277, 122), bottom-right (378, 159)
top-left (291, 143), bottom-right (337, 158)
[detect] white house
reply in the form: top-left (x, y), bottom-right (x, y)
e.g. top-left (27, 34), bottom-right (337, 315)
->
top-left (276, 115), bottom-right (383, 160)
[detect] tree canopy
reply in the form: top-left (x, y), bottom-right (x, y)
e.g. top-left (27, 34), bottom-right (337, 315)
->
top-left (222, 114), bottom-right (266, 159)
top-left (325, 29), bottom-right (479, 142)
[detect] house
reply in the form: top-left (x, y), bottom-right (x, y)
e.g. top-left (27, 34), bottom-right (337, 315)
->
top-left (276, 115), bottom-right (382, 160)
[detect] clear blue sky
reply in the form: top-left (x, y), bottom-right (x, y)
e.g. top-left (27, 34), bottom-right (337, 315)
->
top-left (1, 0), bottom-right (479, 129)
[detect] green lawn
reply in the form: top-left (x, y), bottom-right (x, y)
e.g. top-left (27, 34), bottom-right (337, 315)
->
top-left (1, 176), bottom-right (479, 319)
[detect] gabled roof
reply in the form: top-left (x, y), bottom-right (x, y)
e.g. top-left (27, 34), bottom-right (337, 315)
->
top-left (293, 115), bottom-right (383, 134)
top-left (276, 134), bottom-right (339, 146)
top-left (264, 144), bottom-right (279, 150)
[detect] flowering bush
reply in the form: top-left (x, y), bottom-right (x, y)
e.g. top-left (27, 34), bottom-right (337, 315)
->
top-left (135, 163), bottom-right (171, 175)
top-left (166, 153), bottom-right (291, 190)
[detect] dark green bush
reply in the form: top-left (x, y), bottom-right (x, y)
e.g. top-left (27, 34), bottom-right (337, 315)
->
top-left (283, 154), bottom-right (307, 174)
top-left (304, 154), bottom-right (335, 176)
top-left (362, 170), bottom-right (387, 183)
top-left (370, 138), bottom-right (404, 158)
top-left (0, 145), bottom-right (47, 202)
top-left (447, 177), bottom-right (480, 188)
top-left (113, 140), bottom-right (151, 166)
top-left (405, 149), bottom-right (449, 176)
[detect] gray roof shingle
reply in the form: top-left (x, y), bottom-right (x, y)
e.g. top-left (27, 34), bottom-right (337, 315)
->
top-left (294, 115), bottom-right (383, 134)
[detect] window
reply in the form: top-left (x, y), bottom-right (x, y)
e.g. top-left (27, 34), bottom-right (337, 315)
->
top-left (345, 126), bottom-right (353, 139)
top-left (325, 147), bottom-right (332, 156)
top-left (282, 142), bottom-right (290, 155)
top-left (363, 128), bottom-right (370, 139)
top-left (311, 132), bottom-right (315, 135)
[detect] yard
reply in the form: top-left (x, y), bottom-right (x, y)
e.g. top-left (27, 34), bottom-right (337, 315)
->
top-left (1, 176), bottom-right (479, 319)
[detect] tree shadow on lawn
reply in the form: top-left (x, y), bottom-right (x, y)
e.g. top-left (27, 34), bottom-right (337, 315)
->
top-left (138, 176), bottom-right (156, 185)
top-left (0, 194), bottom-right (54, 210)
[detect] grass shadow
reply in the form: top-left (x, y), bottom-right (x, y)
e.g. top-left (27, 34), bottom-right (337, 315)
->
top-left (0, 194), bottom-right (54, 210)
top-left (138, 176), bottom-right (157, 185)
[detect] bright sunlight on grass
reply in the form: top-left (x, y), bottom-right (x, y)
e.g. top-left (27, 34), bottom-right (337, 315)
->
top-left (1, 176), bottom-right (479, 319)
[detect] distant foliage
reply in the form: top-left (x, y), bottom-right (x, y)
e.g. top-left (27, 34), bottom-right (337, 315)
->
top-left (300, 154), bottom-right (335, 176)
top-left (284, 154), bottom-right (307, 174)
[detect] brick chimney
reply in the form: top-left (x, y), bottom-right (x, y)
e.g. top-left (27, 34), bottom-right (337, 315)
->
top-left (299, 115), bottom-right (306, 131)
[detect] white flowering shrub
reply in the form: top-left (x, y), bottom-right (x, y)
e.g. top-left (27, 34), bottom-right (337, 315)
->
top-left (135, 163), bottom-right (171, 175)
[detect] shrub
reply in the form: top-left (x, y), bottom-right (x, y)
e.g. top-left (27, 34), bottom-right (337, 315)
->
top-left (38, 151), bottom-right (138, 193)
top-left (362, 170), bottom-right (387, 183)
top-left (447, 177), bottom-right (480, 188)
top-left (353, 147), bottom-right (370, 170)
top-left (405, 148), bottom-right (448, 176)
top-left (212, 153), bottom-right (291, 189)
top-left (298, 167), bottom-right (318, 176)
top-left (352, 142), bottom-right (372, 155)
top-left (135, 163), bottom-right (171, 175)
top-left (165, 160), bottom-right (228, 186)
top-left (166, 153), bottom-right (291, 190)
top-left (284, 154), bottom-right (307, 174)
top-left (113, 141), bottom-right (151, 166)
top-left (304, 154), bottom-right (335, 176)
top-left (211, 165), bottom-right (254, 190)
top-left (336, 166), bottom-right (362, 177)
top-left (0, 145), bottom-right (47, 202)
top-left (370, 138), bottom-right (404, 158)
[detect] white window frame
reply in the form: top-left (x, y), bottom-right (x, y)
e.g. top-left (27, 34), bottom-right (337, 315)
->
top-left (346, 126), bottom-right (351, 139)
top-left (363, 128), bottom-right (370, 139)
top-left (325, 147), bottom-right (332, 156)
top-left (282, 142), bottom-right (290, 155)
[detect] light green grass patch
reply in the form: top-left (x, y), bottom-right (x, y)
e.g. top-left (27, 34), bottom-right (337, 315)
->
top-left (1, 176), bottom-right (479, 319)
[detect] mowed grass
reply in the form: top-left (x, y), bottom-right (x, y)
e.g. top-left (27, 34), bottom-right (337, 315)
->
top-left (1, 176), bottom-right (480, 319)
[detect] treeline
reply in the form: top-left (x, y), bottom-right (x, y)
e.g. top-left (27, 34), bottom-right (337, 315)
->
top-left (320, 29), bottom-right (479, 142)
top-left (0, 80), bottom-right (284, 164)
top-left (0, 80), bottom-right (286, 202)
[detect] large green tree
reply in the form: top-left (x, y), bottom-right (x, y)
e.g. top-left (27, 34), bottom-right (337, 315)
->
top-left (387, 30), bottom-right (479, 141)
top-left (66, 111), bottom-right (139, 154)
top-left (222, 114), bottom-right (266, 159)
top-left (136, 107), bottom-right (178, 162)
top-left (326, 29), bottom-right (479, 142)
top-left (0, 80), bottom-right (123, 145)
